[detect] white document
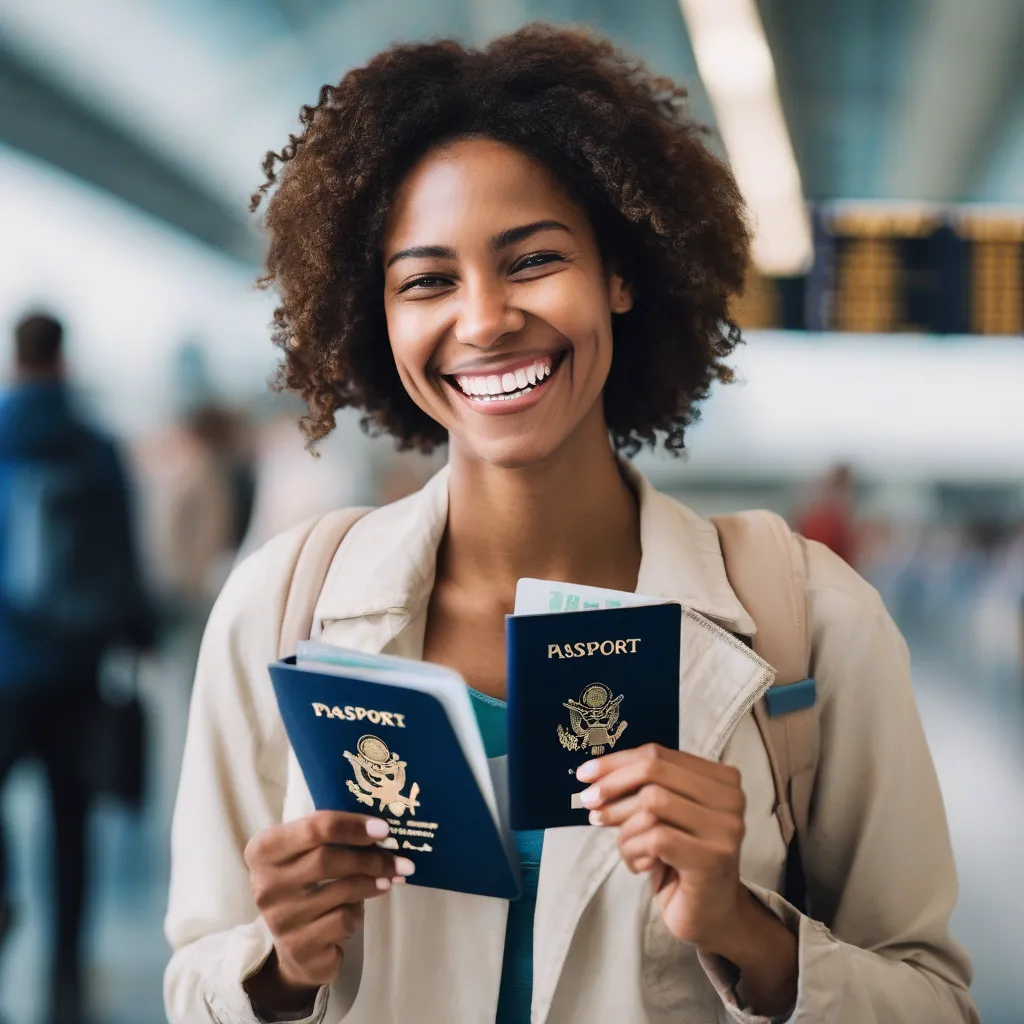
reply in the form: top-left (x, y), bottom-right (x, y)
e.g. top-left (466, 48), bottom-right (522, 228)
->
top-left (513, 577), bottom-right (671, 616)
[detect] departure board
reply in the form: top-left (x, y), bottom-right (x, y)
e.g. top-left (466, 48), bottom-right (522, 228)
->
top-left (732, 204), bottom-right (1023, 335)
top-left (961, 213), bottom-right (1024, 336)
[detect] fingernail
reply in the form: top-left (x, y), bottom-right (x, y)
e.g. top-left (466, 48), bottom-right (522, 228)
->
top-left (394, 857), bottom-right (416, 876)
top-left (578, 785), bottom-right (600, 808)
top-left (375, 877), bottom-right (392, 892)
top-left (575, 762), bottom-right (597, 782)
top-left (391, 876), bottom-right (407, 884)
top-left (365, 819), bottom-right (389, 839)
top-left (588, 809), bottom-right (603, 826)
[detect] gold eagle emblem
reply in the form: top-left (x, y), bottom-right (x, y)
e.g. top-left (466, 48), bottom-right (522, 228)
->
top-left (557, 683), bottom-right (628, 756)
top-left (343, 734), bottom-right (421, 816)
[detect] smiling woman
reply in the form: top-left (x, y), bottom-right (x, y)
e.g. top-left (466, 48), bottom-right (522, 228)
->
top-left (165, 21), bottom-right (978, 1024)
top-left (250, 25), bottom-right (749, 458)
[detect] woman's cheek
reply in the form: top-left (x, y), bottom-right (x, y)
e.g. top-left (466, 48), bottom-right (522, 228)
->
top-left (536, 279), bottom-right (613, 351)
top-left (388, 317), bottom-right (437, 381)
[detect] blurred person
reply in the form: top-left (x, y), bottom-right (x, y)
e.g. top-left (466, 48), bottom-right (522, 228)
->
top-left (132, 401), bottom-right (240, 684)
top-left (0, 313), bottom-right (154, 1024)
top-left (235, 410), bottom-right (363, 560)
top-left (965, 520), bottom-right (1024, 687)
top-left (794, 463), bottom-right (859, 566)
top-left (187, 403), bottom-right (258, 554)
top-left (165, 26), bottom-right (978, 1024)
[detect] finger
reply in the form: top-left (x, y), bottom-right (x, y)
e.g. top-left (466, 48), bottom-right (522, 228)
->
top-left (272, 845), bottom-right (416, 893)
top-left (578, 755), bottom-right (744, 815)
top-left (264, 876), bottom-right (386, 934)
top-left (614, 810), bottom-right (662, 873)
top-left (616, 808), bottom-right (659, 845)
top-left (646, 859), bottom-right (669, 890)
top-left (287, 902), bottom-right (364, 969)
top-left (618, 822), bottom-right (711, 876)
top-left (616, 801), bottom-right (744, 861)
top-left (278, 907), bottom-right (355, 989)
top-left (277, 941), bottom-right (343, 990)
top-left (614, 819), bottom-right (729, 876)
top-left (591, 784), bottom-right (742, 844)
top-left (245, 812), bottom-right (391, 868)
top-left (576, 744), bottom-right (741, 787)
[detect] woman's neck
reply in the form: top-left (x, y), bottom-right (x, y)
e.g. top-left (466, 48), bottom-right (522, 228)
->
top-left (440, 418), bottom-right (642, 605)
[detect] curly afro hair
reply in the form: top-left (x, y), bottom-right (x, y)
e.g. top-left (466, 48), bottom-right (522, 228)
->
top-left (252, 22), bottom-right (751, 455)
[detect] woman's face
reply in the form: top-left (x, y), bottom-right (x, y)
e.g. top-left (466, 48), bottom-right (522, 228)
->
top-left (382, 137), bottom-right (632, 469)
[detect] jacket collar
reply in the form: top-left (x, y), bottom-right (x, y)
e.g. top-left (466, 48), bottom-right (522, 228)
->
top-left (316, 459), bottom-right (756, 638)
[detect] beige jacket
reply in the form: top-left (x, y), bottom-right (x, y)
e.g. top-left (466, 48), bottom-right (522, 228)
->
top-left (164, 465), bottom-right (978, 1024)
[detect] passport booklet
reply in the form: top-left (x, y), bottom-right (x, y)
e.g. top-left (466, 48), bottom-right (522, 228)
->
top-left (269, 644), bottom-right (520, 900)
top-left (506, 580), bottom-right (682, 830)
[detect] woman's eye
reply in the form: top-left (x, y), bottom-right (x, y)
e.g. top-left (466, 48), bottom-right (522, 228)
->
top-left (398, 275), bottom-right (451, 293)
top-left (512, 252), bottom-right (563, 273)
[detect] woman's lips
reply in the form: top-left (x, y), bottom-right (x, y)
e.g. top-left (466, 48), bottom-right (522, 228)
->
top-left (444, 350), bottom-right (567, 414)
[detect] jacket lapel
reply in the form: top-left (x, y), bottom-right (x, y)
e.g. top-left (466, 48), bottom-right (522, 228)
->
top-left (532, 469), bottom-right (773, 1023)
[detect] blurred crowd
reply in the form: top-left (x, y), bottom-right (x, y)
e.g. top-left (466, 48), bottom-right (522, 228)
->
top-left (795, 464), bottom-right (1024, 697)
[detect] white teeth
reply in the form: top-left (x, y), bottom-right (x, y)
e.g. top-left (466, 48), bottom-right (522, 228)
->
top-left (468, 388), bottom-right (529, 402)
top-left (453, 355), bottom-right (558, 399)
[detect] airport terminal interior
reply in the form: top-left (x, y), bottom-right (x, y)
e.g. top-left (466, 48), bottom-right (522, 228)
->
top-left (0, 0), bottom-right (1022, 1021)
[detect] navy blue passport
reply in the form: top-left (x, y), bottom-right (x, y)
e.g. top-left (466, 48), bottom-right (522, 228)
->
top-left (268, 648), bottom-right (519, 900)
top-left (506, 603), bottom-right (681, 830)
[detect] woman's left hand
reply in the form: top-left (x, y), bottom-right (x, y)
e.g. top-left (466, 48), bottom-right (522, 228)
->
top-left (576, 743), bottom-right (748, 952)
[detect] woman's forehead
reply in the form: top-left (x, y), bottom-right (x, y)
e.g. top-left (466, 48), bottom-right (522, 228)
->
top-left (384, 138), bottom-right (581, 247)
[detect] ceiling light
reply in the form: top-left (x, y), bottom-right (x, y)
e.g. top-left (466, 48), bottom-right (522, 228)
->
top-left (677, 0), bottom-right (812, 276)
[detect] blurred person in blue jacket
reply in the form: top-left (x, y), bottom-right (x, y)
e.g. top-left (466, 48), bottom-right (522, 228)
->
top-left (0, 313), bottom-right (154, 1024)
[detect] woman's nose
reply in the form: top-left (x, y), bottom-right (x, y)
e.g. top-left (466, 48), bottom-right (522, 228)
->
top-left (456, 277), bottom-right (525, 349)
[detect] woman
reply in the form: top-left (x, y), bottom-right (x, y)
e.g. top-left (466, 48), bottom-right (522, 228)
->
top-left (164, 25), bottom-right (978, 1024)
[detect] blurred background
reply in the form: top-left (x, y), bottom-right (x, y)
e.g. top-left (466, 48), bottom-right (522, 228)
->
top-left (0, 0), bottom-right (1021, 1021)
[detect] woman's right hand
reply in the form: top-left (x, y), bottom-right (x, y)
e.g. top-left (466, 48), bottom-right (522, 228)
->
top-left (242, 811), bottom-right (414, 1012)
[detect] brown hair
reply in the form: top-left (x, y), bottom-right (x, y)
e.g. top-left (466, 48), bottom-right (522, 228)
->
top-left (253, 23), bottom-right (751, 455)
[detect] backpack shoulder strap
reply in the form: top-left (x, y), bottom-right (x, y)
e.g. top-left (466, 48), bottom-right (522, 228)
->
top-left (710, 510), bottom-right (819, 849)
top-left (278, 507), bottom-right (373, 660)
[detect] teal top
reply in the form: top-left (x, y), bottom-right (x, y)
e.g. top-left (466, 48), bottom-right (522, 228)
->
top-left (468, 688), bottom-right (544, 1024)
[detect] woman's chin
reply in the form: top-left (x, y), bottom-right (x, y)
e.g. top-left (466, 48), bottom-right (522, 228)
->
top-left (446, 396), bottom-right (611, 472)
top-left (450, 429), bottom-right (570, 471)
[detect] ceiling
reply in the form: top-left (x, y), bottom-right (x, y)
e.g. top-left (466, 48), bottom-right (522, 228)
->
top-left (1, 0), bottom-right (1022, 263)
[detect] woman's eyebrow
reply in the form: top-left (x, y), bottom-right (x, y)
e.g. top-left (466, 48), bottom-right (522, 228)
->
top-left (386, 244), bottom-right (456, 269)
top-left (489, 220), bottom-right (572, 250)
top-left (385, 220), bottom-right (572, 269)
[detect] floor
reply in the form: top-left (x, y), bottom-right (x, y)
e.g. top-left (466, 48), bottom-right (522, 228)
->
top-left (1, 644), bottom-right (1022, 1023)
